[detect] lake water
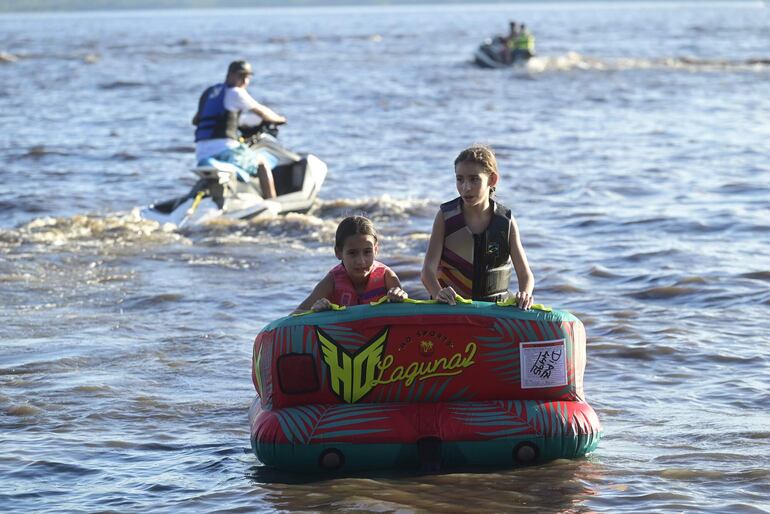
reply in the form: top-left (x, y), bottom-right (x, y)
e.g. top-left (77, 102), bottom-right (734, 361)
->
top-left (1, 2), bottom-right (770, 512)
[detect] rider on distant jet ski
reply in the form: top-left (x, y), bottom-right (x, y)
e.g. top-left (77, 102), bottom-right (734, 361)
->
top-left (511, 24), bottom-right (535, 62)
top-left (192, 60), bottom-right (286, 198)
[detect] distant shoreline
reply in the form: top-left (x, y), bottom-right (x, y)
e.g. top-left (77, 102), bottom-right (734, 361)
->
top-left (0, 0), bottom-right (519, 14)
top-left (0, 0), bottom-right (758, 15)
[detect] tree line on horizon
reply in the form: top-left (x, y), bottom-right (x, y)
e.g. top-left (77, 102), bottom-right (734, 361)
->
top-left (0, 0), bottom-right (532, 14)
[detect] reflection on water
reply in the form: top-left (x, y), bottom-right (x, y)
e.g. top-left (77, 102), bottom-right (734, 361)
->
top-left (247, 458), bottom-right (601, 513)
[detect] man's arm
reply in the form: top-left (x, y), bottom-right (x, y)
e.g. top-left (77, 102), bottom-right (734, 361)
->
top-left (250, 103), bottom-right (286, 125)
top-left (231, 87), bottom-right (286, 124)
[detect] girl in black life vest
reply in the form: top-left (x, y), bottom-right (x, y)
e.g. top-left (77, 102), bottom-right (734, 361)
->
top-left (421, 144), bottom-right (534, 308)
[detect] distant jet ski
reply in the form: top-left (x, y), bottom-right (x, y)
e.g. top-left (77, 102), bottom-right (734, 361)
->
top-left (139, 123), bottom-right (327, 228)
top-left (473, 37), bottom-right (532, 69)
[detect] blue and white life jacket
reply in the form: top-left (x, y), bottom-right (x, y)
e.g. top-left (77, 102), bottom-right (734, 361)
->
top-left (194, 83), bottom-right (240, 142)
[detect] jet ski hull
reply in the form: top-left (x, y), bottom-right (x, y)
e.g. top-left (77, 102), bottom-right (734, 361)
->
top-left (473, 42), bottom-right (532, 69)
top-left (139, 130), bottom-right (327, 228)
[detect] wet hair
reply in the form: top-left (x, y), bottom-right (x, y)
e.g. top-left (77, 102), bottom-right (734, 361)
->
top-left (334, 216), bottom-right (379, 251)
top-left (454, 144), bottom-right (499, 176)
top-left (454, 144), bottom-right (499, 194)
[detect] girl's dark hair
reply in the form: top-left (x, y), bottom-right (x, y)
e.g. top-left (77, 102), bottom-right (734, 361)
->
top-left (335, 216), bottom-right (378, 250)
top-left (454, 144), bottom-right (499, 176)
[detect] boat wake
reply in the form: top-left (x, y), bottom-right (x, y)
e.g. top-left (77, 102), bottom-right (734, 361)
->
top-left (525, 52), bottom-right (770, 73)
top-left (0, 212), bottom-right (180, 250)
top-left (0, 195), bottom-right (432, 250)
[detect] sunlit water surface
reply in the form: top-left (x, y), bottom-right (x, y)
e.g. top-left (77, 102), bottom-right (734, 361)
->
top-left (1, 2), bottom-right (769, 513)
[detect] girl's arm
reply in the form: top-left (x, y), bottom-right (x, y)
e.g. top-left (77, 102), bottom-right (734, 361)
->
top-left (509, 217), bottom-right (535, 309)
top-left (421, 211), bottom-right (457, 304)
top-left (292, 272), bottom-right (334, 314)
top-left (384, 269), bottom-right (408, 302)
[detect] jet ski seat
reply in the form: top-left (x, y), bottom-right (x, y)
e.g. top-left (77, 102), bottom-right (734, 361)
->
top-left (194, 158), bottom-right (252, 184)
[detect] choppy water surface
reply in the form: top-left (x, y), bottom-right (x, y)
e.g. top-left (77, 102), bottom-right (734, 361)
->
top-left (2, 2), bottom-right (770, 512)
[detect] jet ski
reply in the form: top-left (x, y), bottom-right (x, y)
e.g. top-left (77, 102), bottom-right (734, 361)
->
top-left (139, 122), bottom-right (327, 228)
top-left (473, 37), bottom-right (532, 69)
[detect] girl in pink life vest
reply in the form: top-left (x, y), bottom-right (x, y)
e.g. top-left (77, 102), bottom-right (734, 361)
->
top-left (293, 216), bottom-right (408, 313)
top-left (421, 144), bottom-right (534, 308)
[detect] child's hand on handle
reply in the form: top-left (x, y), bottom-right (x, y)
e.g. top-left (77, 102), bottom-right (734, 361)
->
top-left (435, 286), bottom-right (458, 305)
top-left (387, 287), bottom-right (408, 303)
top-left (311, 298), bottom-right (332, 312)
top-left (516, 291), bottom-right (533, 310)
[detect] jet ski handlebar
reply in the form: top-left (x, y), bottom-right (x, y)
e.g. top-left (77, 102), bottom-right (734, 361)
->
top-left (239, 121), bottom-right (284, 139)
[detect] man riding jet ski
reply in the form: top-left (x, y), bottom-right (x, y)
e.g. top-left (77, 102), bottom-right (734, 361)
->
top-left (139, 60), bottom-right (327, 227)
top-left (474, 21), bottom-right (536, 69)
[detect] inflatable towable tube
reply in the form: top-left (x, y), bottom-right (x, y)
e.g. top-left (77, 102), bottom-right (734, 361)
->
top-left (249, 299), bottom-right (602, 472)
